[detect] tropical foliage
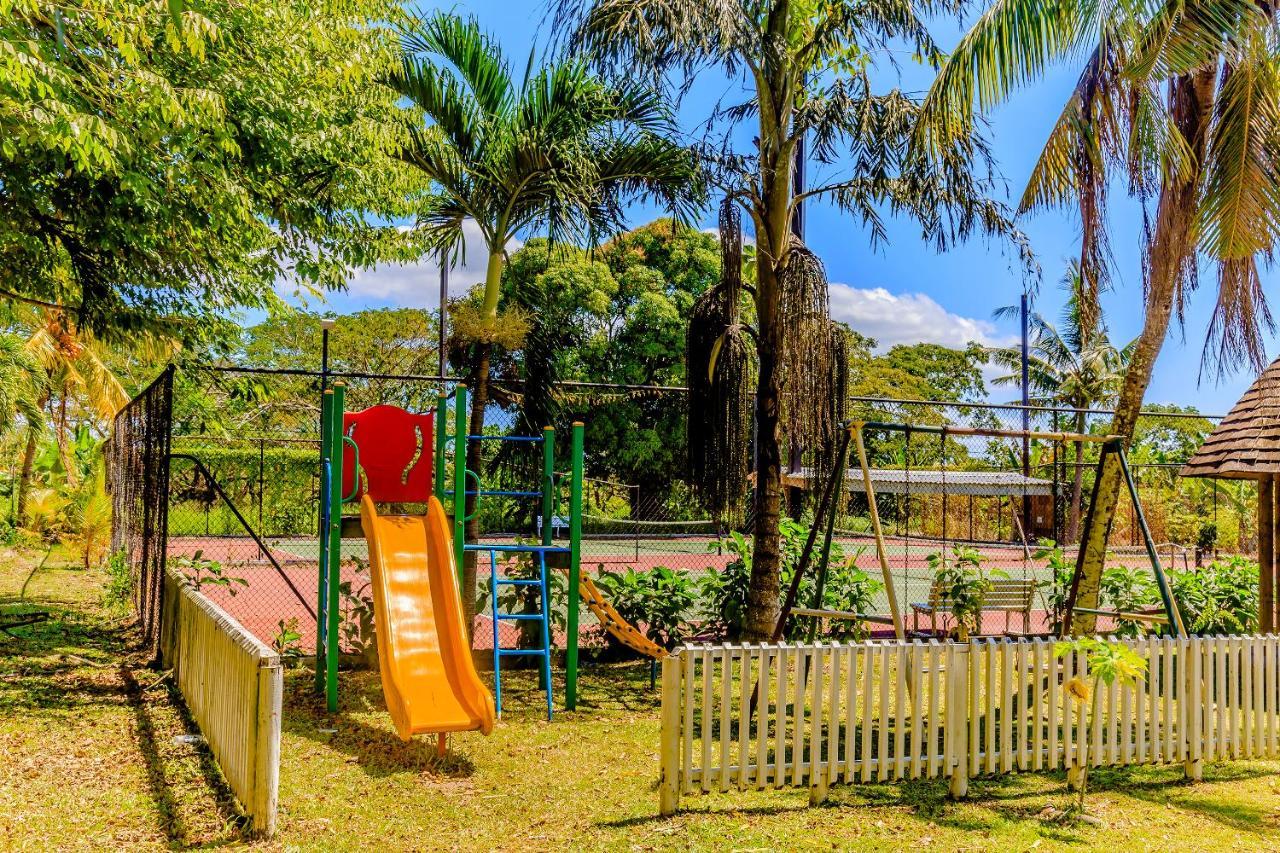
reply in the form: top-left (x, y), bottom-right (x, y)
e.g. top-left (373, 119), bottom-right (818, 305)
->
top-left (1, 0), bottom-right (413, 346)
top-left (558, 0), bottom-right (1033, 640)
top-left (390, 10), bottom-right (701, 628)
top-left (921, 0), bottom-right (1280, 631)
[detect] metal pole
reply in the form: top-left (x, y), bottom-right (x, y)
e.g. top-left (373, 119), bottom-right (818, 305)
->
top-left (438, 254), bottom-right (449, 377)
top-left (541, 426), bottom-right (555, 547)
top-left (434, 393), bottom-right (447, 503)
top-left (326, 383), bottom-right (346, 711)
top-left (1020, 292), bottom-right (1032, 540)
top-left (453, 387), bottom-right (467, 586)
top-left (565, 421), bottom-right (584, 710)
top-left (853, 424), bottom-right (904, 639)
top-left (315, 390), bottom-right (332, 694)
top-left (1116, 444), bottom-right (1185, 636)
top-left (320, 319), bottom-right (334, 391)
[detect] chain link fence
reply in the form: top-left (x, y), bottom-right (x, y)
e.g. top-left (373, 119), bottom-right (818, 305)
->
top-left (107, 365), bottom-right (174, 655)
top-left (135, 360), bottom-right (1241, 656)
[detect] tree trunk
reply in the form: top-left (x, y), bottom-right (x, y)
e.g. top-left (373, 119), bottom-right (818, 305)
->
top-left (1070, 69), bottom-right (1216, 635)
top-left (16, 393), bottom-right (49, 525)
top-left (746, 321), bottom-right (785, 640)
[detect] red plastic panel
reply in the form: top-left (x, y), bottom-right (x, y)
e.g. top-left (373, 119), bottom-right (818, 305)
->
top-left (341, 405), bottom-right (434, 503)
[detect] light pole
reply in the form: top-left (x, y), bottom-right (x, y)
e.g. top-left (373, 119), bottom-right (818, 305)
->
top-left (320, 317), bottom-right (336, 390)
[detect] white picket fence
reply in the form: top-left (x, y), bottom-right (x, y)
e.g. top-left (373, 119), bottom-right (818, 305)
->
top-left (160, 569), bottom-right (283, 836)
top-left (658, 635), bottom-right (1280, 814)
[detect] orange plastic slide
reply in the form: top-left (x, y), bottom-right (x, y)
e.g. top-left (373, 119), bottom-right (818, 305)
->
top-left (360, 495), bottom-right (495, 743)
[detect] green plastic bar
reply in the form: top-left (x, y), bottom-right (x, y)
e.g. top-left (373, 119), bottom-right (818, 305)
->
top-left (326, 382), bottom-right (346, 712)
top-left (453, 386), bottom-right (467, 586)
top-left (1117, 444), bottom-right (1186, 636)
top-left (315, 389), bottom-right (333, 694)
top-left (434, 393), bottom-right (447, 502)
top-left (541, 426), bottom-right (555, 547)
top-left (565, 421), bottom-right (584, 710)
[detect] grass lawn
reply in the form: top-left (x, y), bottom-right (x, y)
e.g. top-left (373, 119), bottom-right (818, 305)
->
top-left (4, 547), bottom-right (1280, 851)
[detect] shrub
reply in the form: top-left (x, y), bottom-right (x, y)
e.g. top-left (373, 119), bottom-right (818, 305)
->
top-left (927, 546), bottom-right (1001, 641)
top-left (594, 566), bottom-right (698, 649)
top-left (1100, 565), bottom-right (1159, 637)
top-left (103, 550), bottom-right (132, 611)
top-left (176, 550), bottom-right (248, 596)
top-left (1171, 556), bottom-right (1259, 634)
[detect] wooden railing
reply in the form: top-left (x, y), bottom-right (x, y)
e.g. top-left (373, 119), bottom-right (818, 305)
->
top-left (658, 636), bottom-right (1280, 815)
top-left (161, 569), bottom-right (282, 836)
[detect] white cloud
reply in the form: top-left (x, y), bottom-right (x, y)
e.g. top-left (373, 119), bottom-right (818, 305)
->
top-left (828, 283), bottom-right (1013, 350)
top-left (341, 220), bottom-right (520, 308)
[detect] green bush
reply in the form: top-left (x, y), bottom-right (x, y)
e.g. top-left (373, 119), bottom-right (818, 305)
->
top-left (1100, 565), bottom-right (1159, 637)
top-left (927, 546), bottom-right (1001, 641)
top-left (1171, 556), bottom-right (1259, 634)
top-left (103, 550), bottom-right (132, 611)
top-left (594, 566), bottom-right (699, 649)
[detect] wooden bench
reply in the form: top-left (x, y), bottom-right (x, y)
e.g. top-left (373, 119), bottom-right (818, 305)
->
top-left (911, 578), bottom-right (1037, 637)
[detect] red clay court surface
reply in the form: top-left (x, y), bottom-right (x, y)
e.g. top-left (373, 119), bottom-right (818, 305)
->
top-left (172, 534), bottom-right (1156, 653)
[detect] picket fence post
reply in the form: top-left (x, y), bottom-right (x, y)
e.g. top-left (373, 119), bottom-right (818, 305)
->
top-left (659, 652), bottom-right (683, 816)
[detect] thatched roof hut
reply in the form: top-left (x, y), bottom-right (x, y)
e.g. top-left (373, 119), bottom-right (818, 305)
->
top-left (1181, 356), bottom-right (1280, 632)
top-left (1182, 356), bottom-right (1280, 480)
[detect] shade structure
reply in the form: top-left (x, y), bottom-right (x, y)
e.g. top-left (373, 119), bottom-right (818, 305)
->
top-left (1180, 355), bottom-right (1280, 632)
top-left (1181, 356), bottom-right (1280, 480)
top-left (781, 466), bottom-right (1054, 497)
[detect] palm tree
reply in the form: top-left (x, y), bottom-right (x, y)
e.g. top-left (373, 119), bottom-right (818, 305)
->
top-left (558, 0), bottom-right (1033, 639)
top-left (920, 0), bottom-right (1280, 631)
top-left (17, 311), bottom-right (127, 522)
top-left (389, 11), bottom-right (700, 630)
top-left (989, 263), bottom-right (1129, 542)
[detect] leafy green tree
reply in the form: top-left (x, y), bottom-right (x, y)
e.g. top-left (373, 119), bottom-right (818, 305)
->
top-left (989, 263), bottom-right (1129, 541)
top-left (497, 220), bottom-right (720, 517)
top-left (560, 0), bottom-right (1031, 639)
top-left (0, 0), bottom-right (411, 344)
top-left (389, 10), bottom-right (700, 628)
top-left (921, 0), bottom-right (1280, 632)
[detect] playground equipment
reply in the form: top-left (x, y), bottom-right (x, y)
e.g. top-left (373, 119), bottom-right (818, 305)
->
top-left (314, 383), bottom-right (592, 725)
top-left (360, 495), bottom-right (494, 746)
top-left (775, 420), bottom-right (1185, 641)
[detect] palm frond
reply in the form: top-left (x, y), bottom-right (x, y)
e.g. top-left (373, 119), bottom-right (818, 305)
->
top-left (918, 0), bottom-right (1097, 154)
top-left (400, 11), bottom-right (514, 118)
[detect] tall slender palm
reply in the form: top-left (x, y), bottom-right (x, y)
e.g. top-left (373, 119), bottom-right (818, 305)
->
top-left (921, 0), bottom-right (1280, 631)
top-left (558, 0), bottom-right (1033, 639)
top-left (389, 11), bottom-right (700, 629)
top-left (989, 263), bottom-right (1129, 542)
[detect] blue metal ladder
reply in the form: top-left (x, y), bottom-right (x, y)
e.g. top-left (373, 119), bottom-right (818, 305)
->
top-left (468, 543), bottom-right (567, 721)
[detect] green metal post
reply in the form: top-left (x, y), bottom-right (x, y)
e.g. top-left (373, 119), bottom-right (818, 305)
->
top-left (453, 386), bottom-right (467, 584)
top-left (1116, 443), bottom-right (1186, 636)
top-left (315, 389), bottom-right (333, 693)
top-left (326, 383), bottom-right (346, 712)
top-left (434, 392), bottom-right (447, 502)
top-left (565, 421), bottom-right (584, 710)
top-left (541, 426), bottom-right (555, 547)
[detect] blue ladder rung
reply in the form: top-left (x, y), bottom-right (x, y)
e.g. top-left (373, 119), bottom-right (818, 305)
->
top-left (495, 578), bottom-right (542, 586)
top-left (443, 490), bottom-right (542, 498)
top-left (496, 612), bottom-right (544, 621)
top-left (497, 648), bottom-right (550, 656)
top-left (467, 434), bottom-right (544, 442)
top-left (465, 544), bottom-right (569, 554)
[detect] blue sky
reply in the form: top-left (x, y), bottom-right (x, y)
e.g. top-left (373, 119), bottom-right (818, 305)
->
top-left (318, 1), bottom-right (1278, 416)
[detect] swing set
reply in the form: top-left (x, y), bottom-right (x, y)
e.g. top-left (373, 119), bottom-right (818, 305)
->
top-left (775, 420), bottom-right (1185, 642)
